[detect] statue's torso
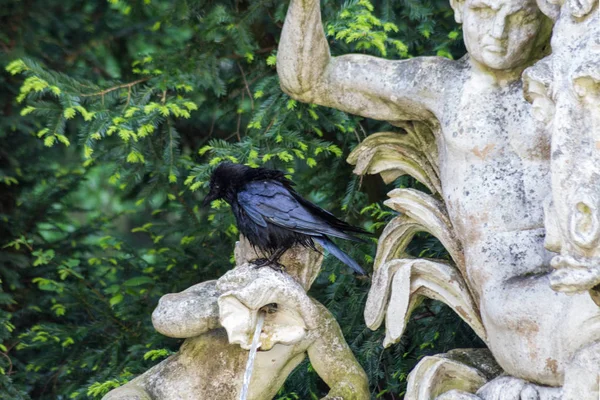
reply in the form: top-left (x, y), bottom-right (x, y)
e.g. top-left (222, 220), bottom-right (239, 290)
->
top-left (419, 63), bottom-right (600, 385)
top-left (435, 66), bottom-right (552, 290)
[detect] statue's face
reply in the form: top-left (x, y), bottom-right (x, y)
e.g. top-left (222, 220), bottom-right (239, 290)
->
top-left (461, 0), bottom-right (545, 70)
top-left (219, 296), bottom-right (308, 351)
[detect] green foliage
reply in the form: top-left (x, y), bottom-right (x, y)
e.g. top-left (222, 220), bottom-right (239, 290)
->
top-left (326, 0), bottom-right (408, 57)
top-left (0, 0), bottom-right (474, 399)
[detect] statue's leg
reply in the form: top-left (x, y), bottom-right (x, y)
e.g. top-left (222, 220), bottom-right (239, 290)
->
top-left (563, 340), bottom-right (600, 400)
top-left (102, 384), bottom-right (152, 400)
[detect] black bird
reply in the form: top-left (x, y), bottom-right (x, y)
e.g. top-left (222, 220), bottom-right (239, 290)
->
top-left (203, 162), bottom-right (368, 275)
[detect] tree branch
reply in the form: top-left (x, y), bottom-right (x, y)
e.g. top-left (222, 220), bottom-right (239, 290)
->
top-left (80, 78), bottom-right (150, 98)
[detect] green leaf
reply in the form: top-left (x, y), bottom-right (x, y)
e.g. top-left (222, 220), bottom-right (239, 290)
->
top-left (143, 349), bottom-right (173, 361)
top-left (122, 276), bottom-right (154, 287)
top-left (20, 106), bottom-right (35, 116)
top-left (266, 55), bottom-right (277, 66)
top-left (198, 145), bottom-right (213, 156)
top-left (109, 294), bottom-right (123, 306)
top-left (126, 151), bottom-right (145, 163)
top-left (5, 59), bottom-right (27, 75)
top-left (44, 135), bottom-right (56, 147)
top-left (55, 134), bottom-right (71, 146)
top-left (64, 107), bottom-right (76, 119)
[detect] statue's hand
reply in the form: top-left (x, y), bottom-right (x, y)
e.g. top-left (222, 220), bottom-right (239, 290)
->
top-left (217, 264), bottom-right (320, 350)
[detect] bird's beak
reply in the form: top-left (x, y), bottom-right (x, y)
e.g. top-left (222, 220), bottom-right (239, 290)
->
top-left (202, 192), bottom-right (217, 207)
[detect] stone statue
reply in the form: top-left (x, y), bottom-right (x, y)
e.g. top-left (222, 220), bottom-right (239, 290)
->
top-left (278, 0), bottom-right (600, 398)
top-left (103, 237), bottom-right (369, 400)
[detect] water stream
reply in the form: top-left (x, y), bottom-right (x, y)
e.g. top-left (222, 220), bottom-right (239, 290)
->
top-left (239, 310), bottom-right (266, 400)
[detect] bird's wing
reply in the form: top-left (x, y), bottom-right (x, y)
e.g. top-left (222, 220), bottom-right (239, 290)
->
top-left (314, 236), bottom-right (366, 275)
top-left (290, 191), bottom-right (372, 236)
top-left (237, 181), bottom-right (358, 241)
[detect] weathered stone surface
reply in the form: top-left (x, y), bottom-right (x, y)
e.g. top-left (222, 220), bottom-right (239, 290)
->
top-left (561, 341), bottom-right (600, 400)
top-left (278, 0), bottom-right (600, 397)
top-left (233, 235), bottom-right (323, 291)
top-left (405, 349), bottom-right (564, 400)
top-left (476, 376), bottom-right (563, 400)
top-left (404, 350), bottom-right (494, 400)
top-left (366, 258), bottom-right (485, 348)
top-left (436, 391), bottom-right (482, 400)
top-left (525, 2), bottom-right (600, 296)
top-left (444, 349), bottom-right (503, 381)
top-left (527, 5), bottom-right (600, 398)
top-left (103, 237), bottom-right (369, 400)
top-left (346, 123), bottom-right (441, 194)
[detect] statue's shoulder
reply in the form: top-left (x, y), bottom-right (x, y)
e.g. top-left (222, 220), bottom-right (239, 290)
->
top-left (308, 298), bottom-right (345, 329)
top-left (412, 53), bottom-right (465, 67)
top-left (428, 54), bottom-right (469, 76)
top-left (401, 55), bottom-right (468, 87)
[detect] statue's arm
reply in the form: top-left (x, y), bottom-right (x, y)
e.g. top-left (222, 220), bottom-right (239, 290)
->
top-left (151, 280), bottom-right (221, 338)
top-left (278, 0), bottom-right (450, 122)
top-left (306, 302), bottom-right (370, 399)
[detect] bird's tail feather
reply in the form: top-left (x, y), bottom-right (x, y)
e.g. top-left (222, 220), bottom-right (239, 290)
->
top-left (314, 236), bottom-right (366, 275)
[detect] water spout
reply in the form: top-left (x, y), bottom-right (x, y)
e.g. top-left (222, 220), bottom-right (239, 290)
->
top-left (239, 310), bottom-right (266, 400)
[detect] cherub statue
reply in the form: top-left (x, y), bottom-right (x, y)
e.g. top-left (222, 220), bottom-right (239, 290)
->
top-left (102, 237), bottom-right (369, 400)
top-left (278, 0), bottom-right (600, 398)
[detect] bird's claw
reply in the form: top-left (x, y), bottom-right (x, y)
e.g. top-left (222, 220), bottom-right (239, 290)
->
top-left (251, 258), bottom-right (270, 268)
top-left (250, 258), bottom-right (285, 273)
top-left (268, 262), bottom-right (285, 273)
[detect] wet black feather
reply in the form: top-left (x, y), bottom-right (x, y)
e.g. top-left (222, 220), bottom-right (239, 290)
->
top-left (204, 162), bottom-right (369, 274)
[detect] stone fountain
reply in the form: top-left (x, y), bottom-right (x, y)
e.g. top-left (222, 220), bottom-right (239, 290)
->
top-left (102, 237), bottom-right (369, 400)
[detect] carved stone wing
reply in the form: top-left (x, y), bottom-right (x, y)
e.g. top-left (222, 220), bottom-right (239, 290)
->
top-left (347, 122), bottom-right (441, 194)
top-left (404, 348), bottom-right (502, 400)
top-left (365, 258), bottom-right (486, 347)
top-left (382, 189), bottom-right (465, 276)
top-left (350, 125), bottom-right (484, 344)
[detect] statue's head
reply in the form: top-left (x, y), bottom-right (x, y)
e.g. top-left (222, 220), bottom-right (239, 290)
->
top-left (214, 236), bottom-right (324, 351)
top-left (451, 0), bottom-right (552, 70)
top-left (217, 264), bottom-right (322, 351)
